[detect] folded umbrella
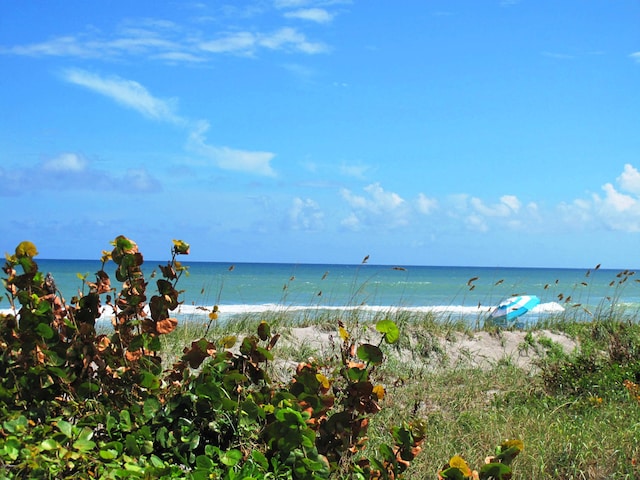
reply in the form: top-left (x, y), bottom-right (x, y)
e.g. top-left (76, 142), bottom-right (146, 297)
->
top-left (490, 295), bottom-right (540, 323)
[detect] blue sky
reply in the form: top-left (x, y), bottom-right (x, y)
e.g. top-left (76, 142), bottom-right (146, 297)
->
top-left (2, 1), bottom-right (640, 268)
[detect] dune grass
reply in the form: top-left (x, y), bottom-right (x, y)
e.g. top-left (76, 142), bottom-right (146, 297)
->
top-left (159, 309), bottom-right (640, 479)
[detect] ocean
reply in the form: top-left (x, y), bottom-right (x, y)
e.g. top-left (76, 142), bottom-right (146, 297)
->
top-left (4, 258), bottom-right (640, 327)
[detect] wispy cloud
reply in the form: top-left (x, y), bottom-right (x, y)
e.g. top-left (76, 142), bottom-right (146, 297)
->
top-left (200, 27), bottom-right (328, 55)
top-left (284, 8), bottom-right (334, 23)
top-left (339, 162), bottom-right (372, 180)
top-left (1, 7), bottom-right (333, 63)
top-left (63, 69), bottom-right (184, 124)
top-left (187, 121), bottom-right (277, 177)
top-left (61, 70), bottom-right (277, 177)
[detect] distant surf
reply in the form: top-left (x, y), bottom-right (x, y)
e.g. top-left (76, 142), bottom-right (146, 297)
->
top-left (1, 259), bottom-right (639, 325)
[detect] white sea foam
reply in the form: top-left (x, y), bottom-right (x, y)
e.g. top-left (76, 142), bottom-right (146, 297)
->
top-left (0, 301), bottom-right (565, 324)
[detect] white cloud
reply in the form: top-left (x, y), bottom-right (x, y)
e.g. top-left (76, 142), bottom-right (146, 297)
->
top-left (284, 8), bottom-right (334, 23)
top-left (289, 197), bottom-right (325, 230)
top-left (340, 183), bottom-right (408, 229)
top-left (187, 121), bottom-right (276, 177)
top-left (600, 183), bottom-right (636, 212)
top-left (630, 52), bottom-right (640, 63)
top-left (63, 69), bottom-right (184, 124)
top-left (470, 195), bottom-right (521, 217)
top-left (617, 163), bottom-right (640, 194)
top-left (126, 168), bottom-right (162, 192)
top-left (340, 212), bottom-right (361, 230)
top-left (591, 183), bottom-right (640, 232)
top-left (465, 214), bottom-right (489, 233)
top-left (557, 164), bottom-right (640, 233)
top-left (43, 153), bottom-right (87, 172)
top-left (339, 162), bottom-right (371, 180)
top-left (415, 193), bottom-right (438, 214)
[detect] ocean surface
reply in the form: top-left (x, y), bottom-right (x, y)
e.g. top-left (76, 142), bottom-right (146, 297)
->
top-left (4, 259), bottom-right (640, 326)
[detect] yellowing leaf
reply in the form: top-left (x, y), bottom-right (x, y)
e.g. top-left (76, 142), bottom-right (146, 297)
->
top-left (373, 384), bottom-right (386, 400)
top-left (209, 312), bottom-right (218, 320)
top-left (450, 455), bottom-right (472, 477)
top-left (221, 335), bottom-right (237, 349)
top-left (501, 439), bottom-right (524, 451)
top-left (338, 326), bottom-right (349, 341)
top-left (15, 241), bottom-right (38, 258)
top-left (172, 239), bottom-right (190, 255)
top-left (316, 373), bottom-right (330, 390)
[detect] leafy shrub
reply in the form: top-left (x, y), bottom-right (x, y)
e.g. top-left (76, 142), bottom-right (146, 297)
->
top-left (539, 320), bottom-right (640, 400)
top-left (0, 237), bottom-right (519, 479)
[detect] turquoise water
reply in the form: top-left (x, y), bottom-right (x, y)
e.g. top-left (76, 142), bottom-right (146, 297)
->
top-left (5, 258), bottom-right (640, 325)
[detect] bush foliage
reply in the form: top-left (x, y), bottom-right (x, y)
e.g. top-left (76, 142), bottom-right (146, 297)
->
top-left (0, 237), bottom-right (519, 479)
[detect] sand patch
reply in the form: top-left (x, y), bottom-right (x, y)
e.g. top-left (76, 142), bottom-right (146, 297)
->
top-left (278, 326), bottom-right (578, 372)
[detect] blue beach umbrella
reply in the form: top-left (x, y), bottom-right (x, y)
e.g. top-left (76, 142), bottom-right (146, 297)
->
top-left (490, 295), bottom-right (540, 323)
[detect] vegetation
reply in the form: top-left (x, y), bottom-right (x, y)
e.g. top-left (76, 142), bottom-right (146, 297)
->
top-left (4, 236), bottom-right (640, 478)
top-left (0, 237), bottom-right (518, 479)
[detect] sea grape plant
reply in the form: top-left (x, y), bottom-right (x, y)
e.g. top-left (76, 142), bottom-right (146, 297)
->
top-left (438, 439), bottom-right (523, 480)
top-left (0, 237), bottom-right (520, 479)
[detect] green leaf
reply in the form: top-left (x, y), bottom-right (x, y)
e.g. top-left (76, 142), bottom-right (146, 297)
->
top-left (40, 439), bottom-right (59, 451)
top-left (196, 454), bottom-right (215, 469)
top-left (73, 428), bottom-right (96, 452)
top-left (140, 371), bottom-right (160, 390)
top-left (219, 449), bottom-right (242, 467)
top-left (3, 416), bottom-right (28, 434)
top-left (255, 346), bottom-right (274, 361)
top-left (99, 441), bottom-right (123, 461)
top-left (478, 462), bottom-right (512, 479)
top-left (143, 397), bottom-right (162, 420)
top-left (251, 450), bottom-right (269, 470)
top-left (125, 434), bottom-right (140, 456)
top-left (35, 322), bottom-right (55, 339)
top-left (2, 437), bottom-right (21, 461)
top-left (357, 343), bottom-right (384, 365)
top-left (115, 236), bottom-right (134, 252)
top-left (376, 319), bottom-right (400, 344)
top-left (119, 410), bottom-right (132, 432)
top-left (438, 467), bottom-right (467, 480)
top-left (240, 336), bottom-right (258, 356)
top-left (57, 419), bottom-right (73, 438)
top-left (378, 443), bottom-right (396, 463)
